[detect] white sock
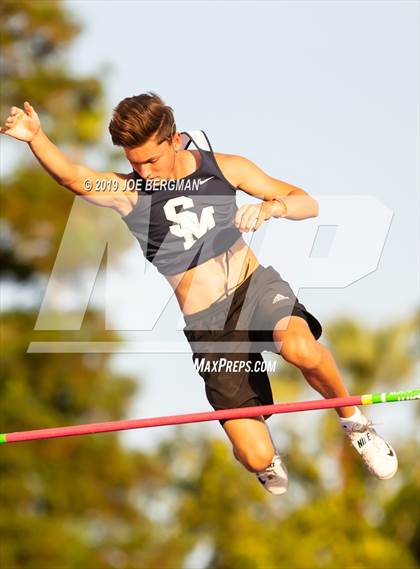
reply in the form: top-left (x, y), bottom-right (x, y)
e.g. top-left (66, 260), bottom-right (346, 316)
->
top-left (339, 407), bottom-right (366, 428)
top-left (256, 454), bottom-right (277, 474)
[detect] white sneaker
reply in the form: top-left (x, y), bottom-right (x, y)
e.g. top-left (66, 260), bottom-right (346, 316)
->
top-left (256, 453), bottom-right (288, 495)
top-left (341, 416), bottom-right (398, 480)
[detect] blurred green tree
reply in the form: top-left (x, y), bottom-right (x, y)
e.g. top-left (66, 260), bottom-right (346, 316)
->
top-left (151, 421), bottom-right (418, 569)
top-left (0, 2), bottom-right (183, 567)
top-left (0, 312), bottom-right (182, 569)
top-left (0, 0), bottom-right (129, 283)
top-left (1, 3), bottom-right (418, 568)
top-left (155, 313), bottom-right (419, 569)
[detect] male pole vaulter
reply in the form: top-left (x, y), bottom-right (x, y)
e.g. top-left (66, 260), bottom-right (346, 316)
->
top-left (1, 93), bottom-right (398, 494)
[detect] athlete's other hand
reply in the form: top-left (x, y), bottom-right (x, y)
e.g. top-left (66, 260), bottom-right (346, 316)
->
top-left (0, 102), bottom-right (41, 142)
top-left (234, 201), bottom-right (275, 232)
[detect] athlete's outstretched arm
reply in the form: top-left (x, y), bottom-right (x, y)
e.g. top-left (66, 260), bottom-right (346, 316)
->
top-left (216, 153), bottom-right (319, 231)
top-left (0, 102), bottom-right (131, 213)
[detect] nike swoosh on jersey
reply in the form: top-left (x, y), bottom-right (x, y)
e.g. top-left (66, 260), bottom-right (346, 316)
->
top-left (198, 176), bottom-right (215, 185)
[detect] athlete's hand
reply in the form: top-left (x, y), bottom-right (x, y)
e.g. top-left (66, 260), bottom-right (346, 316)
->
top-left (0, 102), bottom-right (41, 142)
top-left (234, 201), bottom-right (275, 232)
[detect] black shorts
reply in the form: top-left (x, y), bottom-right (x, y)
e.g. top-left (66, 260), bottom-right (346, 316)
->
top-left (183, 264), bottom-right (322, 427)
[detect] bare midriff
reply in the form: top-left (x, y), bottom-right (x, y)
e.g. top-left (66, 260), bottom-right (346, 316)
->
top-left (166, 236), bottom-right (260, 315)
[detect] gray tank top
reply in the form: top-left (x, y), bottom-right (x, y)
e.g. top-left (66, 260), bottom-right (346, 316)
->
top-left (122, 130), bottom-right (242, 276)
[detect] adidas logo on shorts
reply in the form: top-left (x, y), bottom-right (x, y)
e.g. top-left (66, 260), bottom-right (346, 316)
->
top-left (272, 293), bottom-right (289, 304)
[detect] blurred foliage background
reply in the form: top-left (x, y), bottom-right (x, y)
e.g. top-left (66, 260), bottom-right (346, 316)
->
top-left (0, 1), bottom-right (419, 568)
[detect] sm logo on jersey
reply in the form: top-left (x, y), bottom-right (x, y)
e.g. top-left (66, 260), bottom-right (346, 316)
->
top-left (163, 196), bottom-right (215, 250)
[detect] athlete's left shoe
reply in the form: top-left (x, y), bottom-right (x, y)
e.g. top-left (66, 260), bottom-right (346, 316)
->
top-left (341, 414), bottom-right (398, 480)
top-left (256, 453), bottom-right (288, 495)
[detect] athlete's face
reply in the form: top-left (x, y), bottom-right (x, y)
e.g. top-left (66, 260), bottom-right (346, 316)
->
top-left (124, 132), bottom-right (181, 180)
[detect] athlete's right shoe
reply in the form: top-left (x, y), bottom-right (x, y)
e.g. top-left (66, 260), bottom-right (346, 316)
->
top-left (341, 416), bottom-right (398, 480)
top-left (256, 453), bottom-right (288, 495)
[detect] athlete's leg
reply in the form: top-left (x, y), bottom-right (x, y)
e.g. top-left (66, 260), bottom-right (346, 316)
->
top-left (222, 415), bottom-right (276, 473)
top-left (273, 315), bottom-right (356, 418)
top-left (272, 314), bottom-right (398, 480)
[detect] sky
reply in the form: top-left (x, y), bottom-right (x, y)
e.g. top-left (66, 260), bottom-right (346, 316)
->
top-left (64, 0), bottom-right (418, 320)
top-left (5, 0), bottom-right (419, 451)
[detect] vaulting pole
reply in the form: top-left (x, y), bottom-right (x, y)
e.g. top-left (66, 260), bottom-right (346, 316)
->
top-left (1, 389), bottom-right (418, 444)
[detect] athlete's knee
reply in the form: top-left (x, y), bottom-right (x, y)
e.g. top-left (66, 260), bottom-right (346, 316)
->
top-left (278, 333), bottom-right (321, 370)
top-left (233, 444), bottom-right (276, 473)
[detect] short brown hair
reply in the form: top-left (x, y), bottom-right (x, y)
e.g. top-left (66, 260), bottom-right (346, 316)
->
top-left (108, 92), bottom-right (176, 148)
